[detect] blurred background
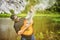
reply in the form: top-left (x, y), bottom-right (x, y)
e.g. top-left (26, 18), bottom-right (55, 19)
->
top-left (0, 0), bottom-right (60, 40)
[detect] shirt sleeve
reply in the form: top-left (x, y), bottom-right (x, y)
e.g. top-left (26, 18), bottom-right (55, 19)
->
top-left (25, 8), bottom-right (35, 21)
top-left (25, 6), bottom-right (35, 27)
top-left (24, 19), bottom-right (33, 28)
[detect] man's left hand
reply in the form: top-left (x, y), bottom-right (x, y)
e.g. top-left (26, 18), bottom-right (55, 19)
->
top-left (18, 30), bottom-right (24, 35)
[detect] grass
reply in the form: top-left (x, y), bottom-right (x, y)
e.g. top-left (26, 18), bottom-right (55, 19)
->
top-left (33, 16), bottom-right (60, 40)
top-left (0, 13), bottom-right (60, 22)
top-left (0, 13), bottom-right (60, 17)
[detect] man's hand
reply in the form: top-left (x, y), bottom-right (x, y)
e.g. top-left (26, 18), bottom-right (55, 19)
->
top-left (18, 30), bottom-right (24, 35)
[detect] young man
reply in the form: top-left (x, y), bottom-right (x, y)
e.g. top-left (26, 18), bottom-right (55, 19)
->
top-left (10, 5), bottom-right (36, 40)
top-left (10, 14), bottom-right (35, 40)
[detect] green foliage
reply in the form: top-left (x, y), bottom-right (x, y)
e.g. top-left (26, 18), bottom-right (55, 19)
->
top-left (10, 9), bottom-right (14, 14)
top-left (47, 0), bottom-right (60, 13)
top-left (21, 4), bottom-right (31, 14)
top-left (33, 16), bottom-right (60, 40)
top-left (28, 0), bottom-right (40, 6)
top-left (0, 14), bottom-right (10, 18)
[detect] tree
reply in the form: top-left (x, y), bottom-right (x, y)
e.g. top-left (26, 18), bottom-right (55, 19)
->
top-left (47, 0), bottom-right (60, 13)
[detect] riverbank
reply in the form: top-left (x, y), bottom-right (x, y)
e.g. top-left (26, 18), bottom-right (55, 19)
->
top-left (0, 13), bottom-right (60, 18)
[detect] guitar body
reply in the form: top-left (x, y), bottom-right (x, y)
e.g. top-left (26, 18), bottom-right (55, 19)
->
top-left (20, 20), bottom-right (33, 36)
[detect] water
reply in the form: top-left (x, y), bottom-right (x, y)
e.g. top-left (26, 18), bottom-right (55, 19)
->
top-left (0, 18), bottom-right (17, 40)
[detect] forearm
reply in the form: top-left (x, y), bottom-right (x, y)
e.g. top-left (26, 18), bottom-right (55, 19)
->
top-left (20, 25), bottom-right (29, 32)
top-left (25, 6), bottom-right (35, 21)
top-left (19, 22), bottom-right (32, 33)
top-left (18, 25), bottom-right (30, 35)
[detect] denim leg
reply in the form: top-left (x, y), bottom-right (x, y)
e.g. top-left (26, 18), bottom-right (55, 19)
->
top-left (21, 36), bottom-right (26, 40)
top-left (21, 35), bottom-right (35, 40)
top-left (31, 35), bottom-right (35, 40)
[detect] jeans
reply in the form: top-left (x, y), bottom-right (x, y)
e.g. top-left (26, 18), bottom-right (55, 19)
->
top-left (21, 35), bottom-right (35, 40)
